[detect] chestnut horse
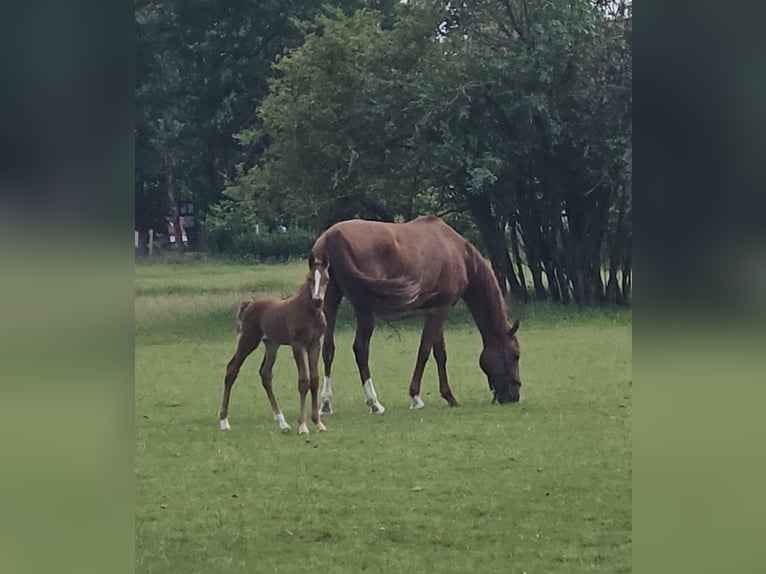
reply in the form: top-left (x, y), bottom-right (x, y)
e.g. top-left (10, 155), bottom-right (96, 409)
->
top-left (310, 215), bottom-right (522, 414)
top-left (218, 258), bottom-right (331, 434)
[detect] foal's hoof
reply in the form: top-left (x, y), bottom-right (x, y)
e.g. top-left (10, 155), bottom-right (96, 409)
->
top-left (219, 418), bottom-right (231, 431)
top-left (316, 421), bottom-right (328, 432)
top-left (298, 423), bottom-right (310, 435)
top-left (280, 425), bottom-right (292, 434)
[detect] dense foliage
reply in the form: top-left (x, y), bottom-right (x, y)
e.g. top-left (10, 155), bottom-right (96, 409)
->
top-left (136, 1), bottom-right (631, 305)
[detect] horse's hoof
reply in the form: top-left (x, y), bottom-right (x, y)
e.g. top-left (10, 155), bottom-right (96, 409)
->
top-left (320, 402), bottom-right (334, 415)
top-left (298, 423), bottom-right (309, 435)
top-left (410, 395), bottom-right (426, 410)
top-left (280, 425), bottom-right (292, 434)
top-left (368, 402), bottom-right (386, 414)
top-left (219, 418), bottom-right (231, 430)
top-left (317, 422), bottom-right (328, 432)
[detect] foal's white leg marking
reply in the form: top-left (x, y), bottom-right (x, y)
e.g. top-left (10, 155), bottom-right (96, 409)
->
top-left (410, 394), bottom-right (426, 410)
top-left (363, 379), bottom-right (386, 414)
top-left (316, 419), bottom-right (327, 432)
top-left (313, 269), bottom-right (321, 297)
top-left (220, 418), bottom-right (231, 430)
top-left (273, 412), bottom-right (291, 433)
top-left (298, 422), bottom-right (310, 435)
top-left (321, 376), bottom-right (333, 414)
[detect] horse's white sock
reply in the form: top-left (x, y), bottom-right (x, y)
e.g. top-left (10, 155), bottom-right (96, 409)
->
top-left (410, 395), bottom-right (425, 410)
top-left (298, 422), bottom-right (310, 435)
top-left (273, 412), bottom-right (291, 432)
top-left (220, 418), bottom-right (231, 430)
top-left (321, 376), bottom-right (332, 402)
top-left (321, 376), bottom-right (333, 414)
top-left (363, 379), bottom-right (385, 414)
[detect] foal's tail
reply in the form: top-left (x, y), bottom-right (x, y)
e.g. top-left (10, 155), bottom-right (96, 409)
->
top-left (235, 300), bottom-right (251, 333)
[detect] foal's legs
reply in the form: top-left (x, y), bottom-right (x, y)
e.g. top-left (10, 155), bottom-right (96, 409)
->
top-left (320, 280), bottom-right (343, 414)
top-left (219, 329), bottom-right (261, 430)
top-left (259, 340), bottom-right (291, 432)
top-left (353, 309), bottom-right (385, 413)
top-left (293, 345), bottom-right (312, 434)
top-left (307, 340), bottom-right (327, 432)
top-left (408, 307), bottom-right (459, 409)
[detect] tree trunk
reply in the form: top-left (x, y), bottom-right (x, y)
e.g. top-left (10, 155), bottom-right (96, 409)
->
top-left (556, 266), bottom-right (571, 304)
top-left (509, 220), bottom-right (530, 302)
top-left (469, 195), bottom-right (525, 299)
top-left (544, 263), bottom-right (561, 302)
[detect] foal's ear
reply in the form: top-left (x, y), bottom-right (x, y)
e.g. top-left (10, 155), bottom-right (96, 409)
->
top-left (508, 319), bottom-right (520, 336)
top-left (311, 253), bottom-right (329, 269)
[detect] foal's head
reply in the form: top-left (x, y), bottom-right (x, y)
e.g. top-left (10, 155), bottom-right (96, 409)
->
top-left (307, 255), bottom-right (330, 310)
top-left (479, 319), bottom-right (522, 404)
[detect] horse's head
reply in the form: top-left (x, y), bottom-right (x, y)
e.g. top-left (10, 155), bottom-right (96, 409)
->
top-left (307, 255), bottom-right (330, 310)
top-left (479, 319), bottom-right (522, 404)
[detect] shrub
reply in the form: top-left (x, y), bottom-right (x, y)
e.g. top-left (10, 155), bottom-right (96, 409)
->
top-left (200, 200), bottom-right (315, 260)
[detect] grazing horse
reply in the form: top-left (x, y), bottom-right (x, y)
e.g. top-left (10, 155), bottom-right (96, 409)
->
top-left (218, 258), bottom-right (331, 434)
top-left (310, 215), bottom-right (521, 413)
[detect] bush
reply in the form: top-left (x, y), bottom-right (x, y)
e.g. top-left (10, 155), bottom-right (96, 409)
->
top-left (203, 228), bottom-right (316, 261)
top-left (199, 200), bottom-right (315, 260)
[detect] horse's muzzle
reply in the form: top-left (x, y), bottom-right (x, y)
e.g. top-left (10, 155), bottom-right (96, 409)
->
top-left (312, 298), bottom-right (324, 309)
top-left (492, 382), bottom-right (521, 404)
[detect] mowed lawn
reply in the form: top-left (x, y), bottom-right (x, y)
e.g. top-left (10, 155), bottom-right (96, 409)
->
top-left (135, 259), bottom-right (632, 574)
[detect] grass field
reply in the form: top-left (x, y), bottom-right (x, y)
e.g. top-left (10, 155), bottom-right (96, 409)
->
top-left (135, 259), bottom-right (632, 573)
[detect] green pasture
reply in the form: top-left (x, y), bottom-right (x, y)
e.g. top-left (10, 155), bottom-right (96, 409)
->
top-left (136, 260), bottom-right (632, 573)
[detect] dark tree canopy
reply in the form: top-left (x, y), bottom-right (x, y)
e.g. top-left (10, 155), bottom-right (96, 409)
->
top-left (136, 0), bottom-right (632, 305)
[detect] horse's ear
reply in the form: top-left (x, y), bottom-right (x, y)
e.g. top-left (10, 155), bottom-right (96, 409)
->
top-left (508, 319), bottom-right (520, 336)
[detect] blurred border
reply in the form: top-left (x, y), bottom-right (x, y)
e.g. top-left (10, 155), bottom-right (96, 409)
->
top-left (635, 1), bottom-right (766, 572)
top-left (0, 1), bottom-right (134, 573)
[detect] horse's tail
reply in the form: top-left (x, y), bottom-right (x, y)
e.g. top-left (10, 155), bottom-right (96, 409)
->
top-left (313, 229), bottom-right (421, 317)
top-left (235, 300), bottom-right (251, 333)
top-left (347, 268), bottom-right (421, 316)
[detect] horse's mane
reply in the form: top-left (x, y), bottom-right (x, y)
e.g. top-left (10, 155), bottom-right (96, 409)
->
top-left (463, 243), bottom-right (511, 336)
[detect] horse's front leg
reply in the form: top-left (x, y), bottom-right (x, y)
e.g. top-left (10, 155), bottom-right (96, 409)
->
top-left (292, 345), bottom-right (311, 434)
top-left (320, 280), bottom-right (342, 414)
top-left (408, 308), bottom-right (456, 409)
top-left (433, 327), bottom-right (459, 407)
top-left (307, 339), bottom-right (327, 432)
top-left (353, 309), bottom-right (384, 414)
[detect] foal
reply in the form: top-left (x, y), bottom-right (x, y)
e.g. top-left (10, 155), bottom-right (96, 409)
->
top-left (219, 258), bottom-right (330, 434)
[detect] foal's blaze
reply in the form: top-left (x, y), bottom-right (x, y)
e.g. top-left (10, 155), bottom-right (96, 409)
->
top-left (308, 258), bottom-right (329, 310)
top-left (481, 319), bottom-right (522, 404)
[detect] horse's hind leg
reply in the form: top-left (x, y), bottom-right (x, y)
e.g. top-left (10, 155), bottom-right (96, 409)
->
top-left (292, 345), bottom-right (311, 434)
top-left (353, 309), bottom-right (385, 414)
top-left (260, 340), bottom-right (290, 432)
top-left (220, 328), bottom-right (261, 430)
top-left (320, 280), bottom-right (342, 414)
top-left (308, 340), bottom-right (327, 432)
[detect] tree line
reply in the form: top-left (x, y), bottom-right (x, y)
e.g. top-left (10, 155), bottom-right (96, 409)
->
top-left (136, 1), bottom-right (632, 305)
